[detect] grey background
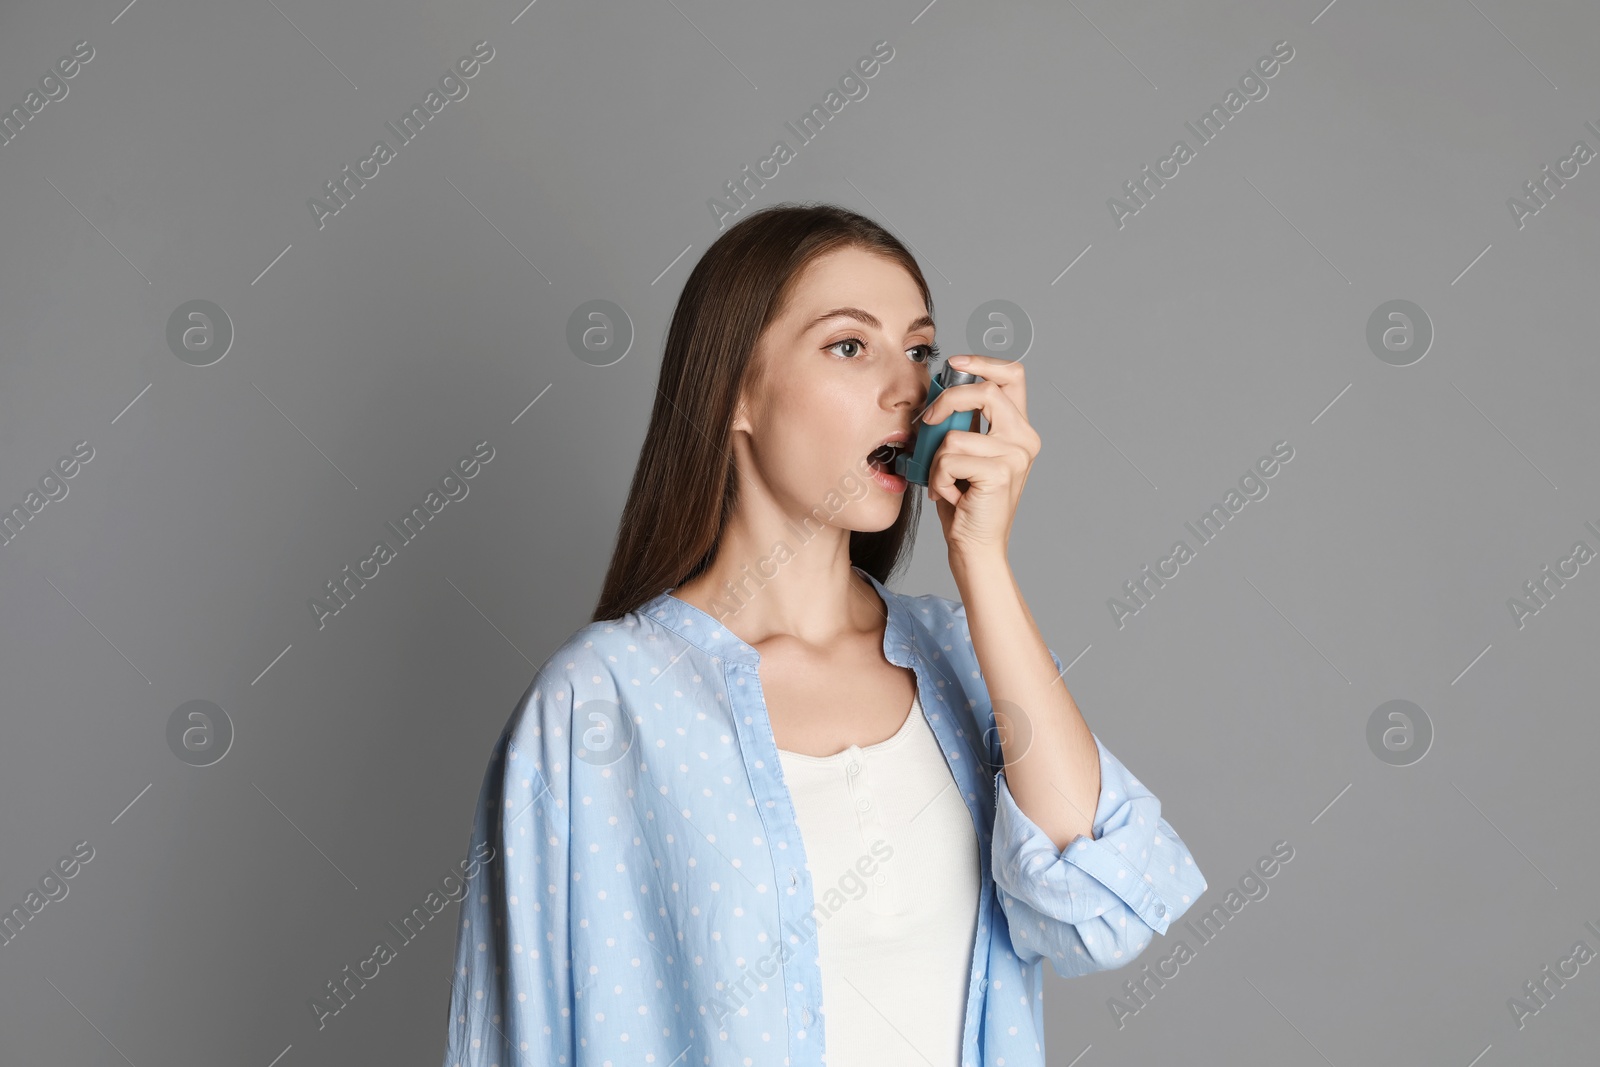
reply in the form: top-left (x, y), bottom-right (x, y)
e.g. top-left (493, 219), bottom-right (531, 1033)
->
top-left (2, 0), bottom-right (1597, 1064)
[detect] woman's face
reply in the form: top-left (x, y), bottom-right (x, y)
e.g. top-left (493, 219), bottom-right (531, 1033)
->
top-left (734, 245), bottom-right (938, 532)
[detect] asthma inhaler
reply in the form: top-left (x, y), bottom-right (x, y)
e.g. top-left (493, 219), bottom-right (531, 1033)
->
top-left (895, 365), bottom-right (984, 486)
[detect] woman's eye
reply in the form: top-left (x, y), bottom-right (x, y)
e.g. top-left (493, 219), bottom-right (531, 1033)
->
top-left (825, 337), bottom-right (941, 364)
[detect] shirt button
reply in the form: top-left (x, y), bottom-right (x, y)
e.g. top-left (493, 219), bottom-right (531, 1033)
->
top-left (1154, 902), bottom-right (1167, 918)
top-left (856, 797), bottom-right (871, 811)
top-left (789, 868), bottom-right (798, 886)
top-left (802, 1008), bottom-right (813, 1025)
top-left (846, 761), bottom-right (859, 775)
top-left (979, 977), bottom-right (989, 992)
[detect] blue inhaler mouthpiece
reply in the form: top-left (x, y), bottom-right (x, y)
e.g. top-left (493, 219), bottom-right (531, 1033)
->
top-left (895, 366), bottom-right (983, 486)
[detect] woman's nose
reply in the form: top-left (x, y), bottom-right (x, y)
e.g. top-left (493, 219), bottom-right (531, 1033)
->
top-left (895, 369), bottom-right (930, 412)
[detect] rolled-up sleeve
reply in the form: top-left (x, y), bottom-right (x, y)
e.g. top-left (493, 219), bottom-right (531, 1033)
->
top-left (991, 722), bottom-right (1207, 979)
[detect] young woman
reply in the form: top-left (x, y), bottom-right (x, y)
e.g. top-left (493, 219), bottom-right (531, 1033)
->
top-left (440, 203), bottom-right (1206, 1067)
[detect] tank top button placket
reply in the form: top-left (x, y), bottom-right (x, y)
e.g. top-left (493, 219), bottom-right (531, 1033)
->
top-left (843, 747), bottom-right (898, 912)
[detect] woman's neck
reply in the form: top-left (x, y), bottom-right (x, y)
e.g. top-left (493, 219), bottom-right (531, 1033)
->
top-left (670, 547), bottom-right (883, 650)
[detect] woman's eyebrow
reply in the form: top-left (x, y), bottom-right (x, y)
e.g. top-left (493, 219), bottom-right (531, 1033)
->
top-left (802, 306), bottom-right (936, 335)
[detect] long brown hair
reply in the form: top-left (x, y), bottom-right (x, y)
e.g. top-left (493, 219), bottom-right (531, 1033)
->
top-left (591, 202), bottom-right (932, 623)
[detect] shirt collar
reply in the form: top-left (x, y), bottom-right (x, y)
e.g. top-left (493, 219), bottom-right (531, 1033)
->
top-left (639, 564), bottom-right (915, 668)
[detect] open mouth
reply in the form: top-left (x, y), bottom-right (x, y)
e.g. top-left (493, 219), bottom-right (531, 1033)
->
top-left (867, 439), bottom-right (909, 475)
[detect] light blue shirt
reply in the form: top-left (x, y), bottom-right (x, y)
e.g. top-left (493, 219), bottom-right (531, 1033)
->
top-left (441, 565), bottom-right (1208, 1066)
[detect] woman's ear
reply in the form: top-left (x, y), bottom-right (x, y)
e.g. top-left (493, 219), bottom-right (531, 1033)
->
top-left (732, 348), bottom-right (768, 437)
top-left (731, 386), bottom-right (754, 436)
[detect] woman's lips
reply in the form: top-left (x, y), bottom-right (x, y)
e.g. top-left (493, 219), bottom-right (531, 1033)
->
top-left (865, 434), bottom-right (912, 492)
top-left (870, 466), bottom-right (907, 493)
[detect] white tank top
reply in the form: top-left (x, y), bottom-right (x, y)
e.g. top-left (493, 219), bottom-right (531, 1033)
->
top-left (777, 690), bottom-right (981, 1067)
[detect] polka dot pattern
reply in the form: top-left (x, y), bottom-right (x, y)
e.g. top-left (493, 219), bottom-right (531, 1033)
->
top-left (438, 566), bottom-right (1208, 1067)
